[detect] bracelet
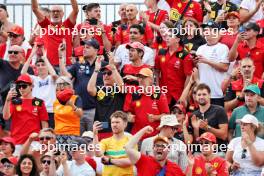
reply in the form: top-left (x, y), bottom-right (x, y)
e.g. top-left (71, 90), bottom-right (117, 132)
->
top-left (94, 70), bottom-right (100, 73)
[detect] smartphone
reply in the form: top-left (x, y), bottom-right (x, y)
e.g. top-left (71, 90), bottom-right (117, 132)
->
top-left (238, 26), bottom-right (246, 33)
top-left (101, 122), bottom-right (109, 129)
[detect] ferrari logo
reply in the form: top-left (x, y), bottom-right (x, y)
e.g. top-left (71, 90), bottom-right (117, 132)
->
top-left (161, 56), bottom-right (166, 62)
top-left (213, 162), bottom-right (219, 168)
top-left (195, 167), bottom-right (202, 174)
top-left (97, 89), bottom-right (106, 101)
top-left (136, 101), bottom-right (141, 107)
top-left (153, 93), bottom-right (158, 99)
top-left (178, 3), bottom-right (182, 8)
top-left (190, 3), bottom-right (194, 8)
top-left (16, 105), bottom-right (22, 112)
top-left (179, 53), bottom-right (183, 58)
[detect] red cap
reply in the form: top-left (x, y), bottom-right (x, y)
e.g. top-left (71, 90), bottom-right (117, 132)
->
top-left (126, 42), bottom-right (145, 52)
top-left (56, 88), bottom-right (74, 104)
top-left (74, 46), bottom-right (84, 57)
top-left (34, 36), bottom-right (44, 46)
top-left (225, 11), bottom-right (240, 20)
top-left (85, 156), bottom-right (97, 171)
top-left (15, 74), bottom-right (32, 84)
top-left (197, 132), bottom-right (216, 143)
top-left (0, 137), bottom-right (15, 147)
top-left (172, 103), bottom-right (186, 114)
top-left (1, 157), bottom-right (18, 165)
top-left (9, 25), bottom-right (24, 35)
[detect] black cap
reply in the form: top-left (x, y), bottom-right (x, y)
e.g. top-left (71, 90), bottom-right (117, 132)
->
top-left (245, 22), bottom-right (260, 32)
top-left (0, 4), bottom-right (7, 11)
top-left (83, 39), bottom-right (100, 50)
top-left (201, 20), bottom-right (220, 29)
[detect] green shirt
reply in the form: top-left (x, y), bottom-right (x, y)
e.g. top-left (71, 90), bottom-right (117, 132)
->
top-left (229, 105), bottom-right (264, 139)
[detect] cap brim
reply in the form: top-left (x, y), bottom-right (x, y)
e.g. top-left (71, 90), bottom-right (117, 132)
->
top-left (157, 122), bottom-right (181, 130)
top-left (1, 158), bottom-right (11, 164)
top-left (244, 89), bottom-right (257, 94)
top-left (82, 5), bottom-right (87, 11)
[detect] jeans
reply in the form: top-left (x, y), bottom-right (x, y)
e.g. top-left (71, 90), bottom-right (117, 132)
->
top-left (80, 108), bottom-right (95, 135)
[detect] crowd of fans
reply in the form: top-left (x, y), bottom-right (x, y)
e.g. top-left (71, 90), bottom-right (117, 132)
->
top-left (0, 0), bottom-right (264, 175)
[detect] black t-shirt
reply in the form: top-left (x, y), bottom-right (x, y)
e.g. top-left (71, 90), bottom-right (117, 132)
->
top-left (94, 86), bottom-right (125, 132)
top-left (209, 1), bottom-right (238, 29)
top-left (182, 35), bottom-right (206, 51)
top-left (190, 104), bottom-right (228, 147)
top-left (68, 60), bottom-right (104, 110)
top-left (0, 60), bottom-right (33, 105)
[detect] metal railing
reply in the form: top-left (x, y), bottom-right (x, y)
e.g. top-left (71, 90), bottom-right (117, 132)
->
top-left (4, 2), bottom-right (145, 39)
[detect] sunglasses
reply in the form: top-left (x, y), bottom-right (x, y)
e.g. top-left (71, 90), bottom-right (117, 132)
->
top-left (41, 160), bottom-right (51, 165)
top-left (17, 84), bottom-right (29, 89)
top-left (8, 33), bottom-right (20, 38)
top-left (154, 144), bottom-right (167, 149)
top-left (3, 163), bottom-right (14, 169)
top-left (39, 136), bottom-right (53, 141)
top-left (241, 149), bottom-right (247, 159)
top-left (171, 127), bottom-right (179, 131)
top-left (8, 51), bottom-right (19, 55)
top-left (56, 82), bottom-right (70, 87)
top-left (102, 71), bottom-right (112, 76)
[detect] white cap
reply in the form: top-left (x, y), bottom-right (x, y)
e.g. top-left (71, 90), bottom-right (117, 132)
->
top-left (237, 114), bottom-right (259, 128)
top-left (157, 115), bottom-right (180, 130)
top-left (82, 131), bottom-right (94, 139)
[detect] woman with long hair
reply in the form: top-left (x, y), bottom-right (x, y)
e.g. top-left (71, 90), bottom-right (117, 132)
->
top-left (16, 154), bottom-right (39, 176)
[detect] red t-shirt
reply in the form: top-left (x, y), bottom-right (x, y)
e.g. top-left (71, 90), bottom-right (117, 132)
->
top-left (136, 154), bottom-right (185, 176)
top-left (121, 64), bottom-right (150, 86)
top-left (155, 47), bottom-right (194, 103)
top-left (145, 9), bottom-right (168, 26)
top-left (38, 17), bottom-right (75, 66)
top-left (10, 98), bottom-right (48, 144)
top-left (257, 19), bottom-right (264, 44)
top-left (166, 0), bottom-right (203, 23)
top-left (115, 21), bottom-right (154, 45)
top-left (123, 91), bottom-right (169, 139)
top-left (220, 32), bottom-right (238, 49)
top-left (237, 40), bottom-right (264, 78)
top-left (186, 155), bottom-right (228, 176)
top-left (0, 43), bottom-right (6, 58)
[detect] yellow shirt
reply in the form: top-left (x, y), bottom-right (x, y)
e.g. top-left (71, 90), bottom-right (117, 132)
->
top-left (100, 135), bottom-right (134, 176)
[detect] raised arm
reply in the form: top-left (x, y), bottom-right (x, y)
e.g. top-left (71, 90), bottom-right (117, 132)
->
top-left (31, 0), bottom-right (45, 22)
top-left (21, 46), bottom-right (37, 74)
top-left (124, 126), bottom-right (153, 164)
top-left (87, 58), bottom-right (101, 97)
top-left (68, 0), bottom-right (79, 24)
top-left (42, 48), bottom-right (58, 80)
top-left (239, 0), bottom-right (262, 24)
top-left (58, 43), bottom-right (72, 78)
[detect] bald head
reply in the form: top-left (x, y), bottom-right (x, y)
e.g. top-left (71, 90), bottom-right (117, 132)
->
top-left (126, 4), bottom-right (138, 21)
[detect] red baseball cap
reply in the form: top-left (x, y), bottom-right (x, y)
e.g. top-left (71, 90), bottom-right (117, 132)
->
top-left (9, 25), bottom-right (24, 35)
top-left (126, 42), bottom-right (145, 52)
top-left (172, 103), bottom-right (186, 114)
top-left (197, 132), bottom-right (216, 143)
top-left (15, 74), bottom-right (32, 84)
top-left (225, 11), bottom-right (240, 20)
top-left (1, 157), bottom-right (18, 165)
top-left (34, 36), bottom-right (44, 46)
top-left (56, 88), bottom-right (74, 104)
top-left (0, 137), bottom-right (15, 147)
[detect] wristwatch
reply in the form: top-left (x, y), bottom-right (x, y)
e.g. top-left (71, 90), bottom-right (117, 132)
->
top-left (236, 95), bottom-right (244, 102)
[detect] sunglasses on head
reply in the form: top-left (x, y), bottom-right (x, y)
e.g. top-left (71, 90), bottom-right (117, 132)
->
top-left (39, 136), bottom-right (53, 141)
top-left (17, 84), bottom-right (29, 89)
top-left (8, 51), bottom-right (19, 55)
top-left (41, 160), bottom-right (51, 165)
top-left (3, 163), bottom-right (14, 169)
top-left (102, 71), bottom-right (112, 76)
top-left (241, 149), bottom-right (247, 159)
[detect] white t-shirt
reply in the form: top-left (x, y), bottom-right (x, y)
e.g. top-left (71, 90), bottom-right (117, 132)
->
top-left (228, 137), bottom-right (264, 174)
top-left (114, 44), bottom-right (155, 69)
top-left (56, 160), bottom-right (95, 176)
top-left (31, 75), bottom-right (56, 113)
top-left (196, 43), bottom-right (229, 98)
top-left (240, 0), bottom-right (264, 23)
